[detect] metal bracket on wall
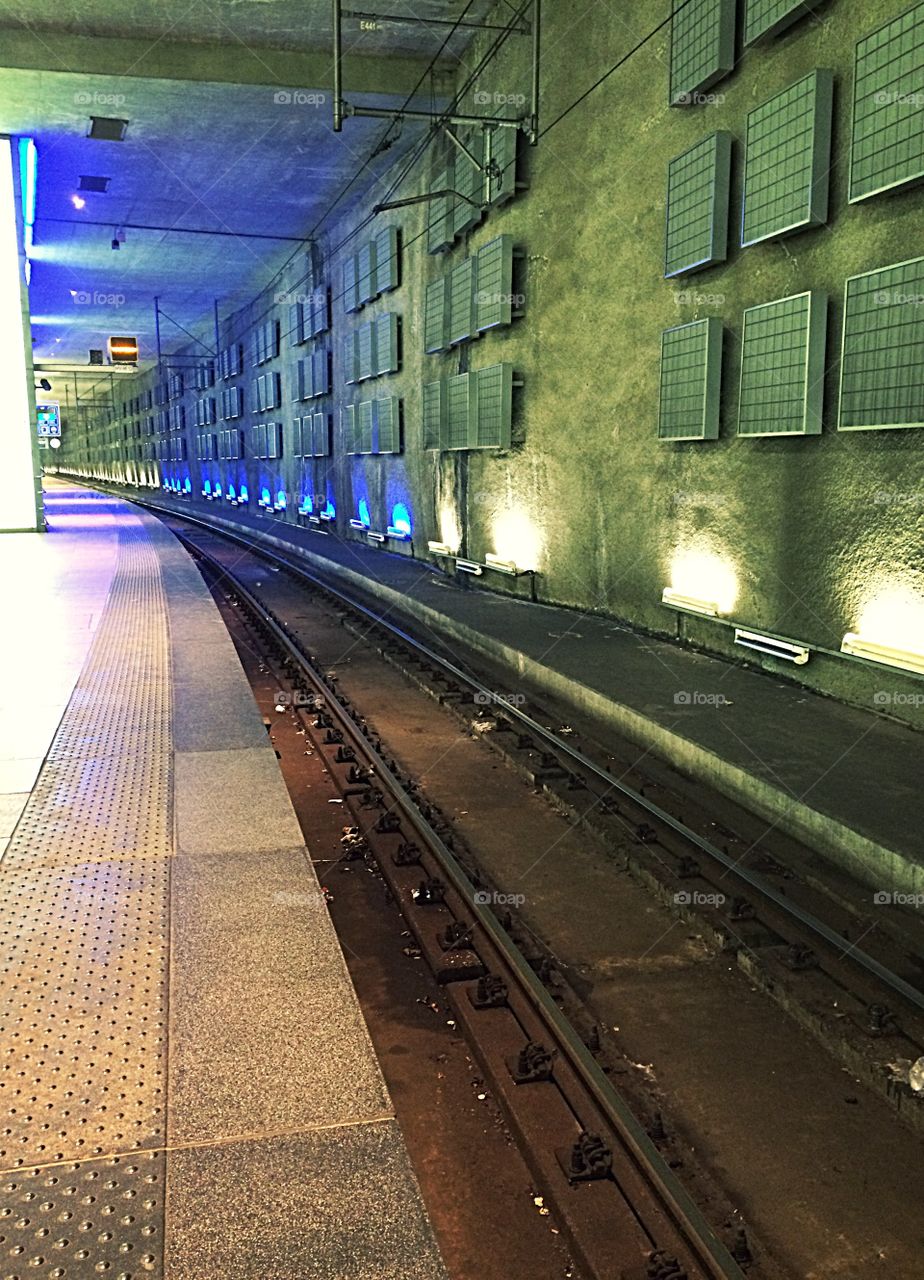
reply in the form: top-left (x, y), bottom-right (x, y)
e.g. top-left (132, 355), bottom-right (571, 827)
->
top-left (333, 0), bottom-right (540, 144)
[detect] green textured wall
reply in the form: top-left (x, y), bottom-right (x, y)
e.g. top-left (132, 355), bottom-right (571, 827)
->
top-left (57, 0), bottom-right (924, 725)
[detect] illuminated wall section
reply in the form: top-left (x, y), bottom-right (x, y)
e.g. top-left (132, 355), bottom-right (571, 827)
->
top-left (0, 136), bottom-right (40, 531)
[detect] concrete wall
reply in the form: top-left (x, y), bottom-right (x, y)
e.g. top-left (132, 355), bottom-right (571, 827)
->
top-left (55, 0), bottom-right (924, 725)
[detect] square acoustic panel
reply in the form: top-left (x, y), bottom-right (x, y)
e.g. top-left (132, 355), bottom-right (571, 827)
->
top-left (658, 318), bottom-right (722, 441)
top-left (744, 0), bottom-right (818, 45)
top-left (669, 0), bottom-right (736, 107)
top-left (839, 257), bottom-right (924, 430)
top-left (741, 69), bottom-right (833, 246)
top-left (665, 131), bottom-right (732, 277)
top-left (738, 290), bottom-right (826, 436)
top-left (850, 3), bottom-right (924, 202)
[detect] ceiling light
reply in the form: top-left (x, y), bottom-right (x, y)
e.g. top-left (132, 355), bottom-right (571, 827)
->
top-left (71, 194), bottom-right (86, 210)
top-left (841, 634), bottom-right (924, 677)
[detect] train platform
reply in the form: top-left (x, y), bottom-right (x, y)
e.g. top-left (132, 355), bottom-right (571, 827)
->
top-left (0, 480), bottom-right (447, 1280)
top-left (110, 487), bottom-right (923, 898)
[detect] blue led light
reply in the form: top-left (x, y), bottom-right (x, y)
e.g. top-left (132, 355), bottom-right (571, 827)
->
top-left (300, 493), bottom-right (313, 514)
top-left (18, 139), bottom-right (36, 257)
top-left (203, 480), bottom-right (211, 496)
top-left (239, 484), bottom-right (249, 503)
top-left (276, 490), bottom-right (287, 509)
top-left (184, 476), bottom-right (191, 493)
top-left (228, 483), bottom-right (236, 501)
top-left (358, 497), bottom-right (371, 528)
top-left (260, 486), bottom-right (271, 506)
top-left (214, 482), bottom-right (222, 498)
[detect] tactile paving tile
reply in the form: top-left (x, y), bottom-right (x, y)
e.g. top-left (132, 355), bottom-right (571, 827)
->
top-left (0, 516), bottom-right (171, 1233)
top-left (0, 1151), bottom-right (164, 1280)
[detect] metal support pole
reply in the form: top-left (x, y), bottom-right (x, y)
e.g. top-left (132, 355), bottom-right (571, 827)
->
top-left (444, 126), bottom-right (488, 173)
top-left (345, 104), bottom-right (522, 128)
top-left (154, 296), bottom-right (163, 367)
top-left (529, 0), bottom-right (540, 144)
top-left (213, 299), bottom-right (221, 362)
top-left (333, 0), bottom-right (344, 132)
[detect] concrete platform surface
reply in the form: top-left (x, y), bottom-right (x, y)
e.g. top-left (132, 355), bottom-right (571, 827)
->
top-left (0, 481), bottom-right (447, 1280)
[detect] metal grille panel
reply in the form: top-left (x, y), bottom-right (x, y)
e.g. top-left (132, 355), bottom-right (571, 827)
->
top-left (839, 257), bottom-right (924, 430)
top-left (373, 225), bottom-right (400, 294)
top-left (670, 0), bottom-right (736, 106)
top-left (357, 400), bottom-right (374, 454)
top-left (742, 69), bottom-right (833, 245)
top-left (738, 291), bottom-right (826, 435)
top-left (375, 397), bottom-right (401, 453)
top-left (422, 380), bottom-right (444, 450)
top-left (473, 364), bottom-right (513, 449)
top-left (475, 236), bottom-right (514, 332)
top-left (665, 132), bottom-right (732, 277)
top-left (445, 373), bottom-right (471, 450)
top-left (424, 279), bottom-right (448, 354)
top-left (658, 319), bottom-right (722, 440)
top-left (850, 4), bottom-right (924, 202)
top-left (374, 314), bottom-right (399, 376)
top-left (745, 0), bottom-right (817, 43)
top-left (449, 260), bottom-right (476, 345)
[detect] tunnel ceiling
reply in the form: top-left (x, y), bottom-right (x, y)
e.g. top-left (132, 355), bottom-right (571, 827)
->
top-left (0, 2), bottom-right (494, 366)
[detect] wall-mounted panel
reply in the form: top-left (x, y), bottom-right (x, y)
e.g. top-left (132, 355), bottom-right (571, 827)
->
top-left (343, 255), bottom-right (361, 313)
top-left (449, 259), bottom-right (476, 345)
top-left (738, 291), bottom-right (826, 436)
top-left (357, 240), bottom-right (377, 306)
top-left (427, 167), bottom-right (455, 254)
top-left (485, 125), bottom-right (520, 205)
top-left (311, 410), bottom-right (331, 457)
top-left (850, 4), bottom-right (924, 202)
top-left (374, 313), bottom-right (400, 375)
top-left (472, 363), bottom-right (513, 449)
top-left (445, 373), bottom-right (472, 451)
top-left (669, 0), bottom-right (736, 107)
top-left (453, 129), bottom-right (484, 235)
top-left (475, 235), bottom-right (515, 332)
top-left (839, 258), bottom-right (924, 430)
top-left (357, 398), bottom-right (375, 454)
top-left (375, 396), bottom-right (401, 453)
top-left (424, 278), bottom-right (449, 353)
top-left (658, 318), bottom-right (723, 440)
top-left (744, 0), bottom-right (818, 44)
top-left (373, 225), bottom-right (400, 294)
top-left (665, 132), bottom-right (732, 277)
top-left (741, 69), bottom-right (833, 245)
top-left (422, 380), bottom-right (444, 450)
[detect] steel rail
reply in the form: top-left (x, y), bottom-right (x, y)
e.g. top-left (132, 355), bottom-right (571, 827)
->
top-left (183, 526), bottom-right (749, 1280)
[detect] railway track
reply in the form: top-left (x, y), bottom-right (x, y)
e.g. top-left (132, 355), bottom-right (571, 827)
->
top-left (73, 487), bottom-right (924, 1272)
top-left (179, 521), bottom-right (751, 1280)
